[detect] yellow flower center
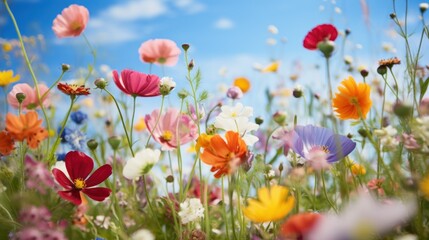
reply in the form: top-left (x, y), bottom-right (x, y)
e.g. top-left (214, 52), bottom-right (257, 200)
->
top-left (161, 130), bottom-right (173, 142)
top-left (321, 145), bottom-right (330, 153)
top-left (231, 112), bottom-right (237, 117)
top-left (350, 97), bottom-right (359, 105)
top-left (74, 178), bottom-right (86, 189)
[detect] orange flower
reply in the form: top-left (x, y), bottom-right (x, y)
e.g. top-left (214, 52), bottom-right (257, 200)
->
top-left (5, 111), bottom-right (48, 149)
top-left (332, 76), bottom-right (372, 120)
top-left (280, 212), bottom-right (322, 239)
top-left (57, 82), bottom-right (90, 96)
top-left (200, 131), bottom-right (248, 178)
top-left (233, 77), bottom-right (251, 93)
top-left (0, 131), bottom-right (15, 155)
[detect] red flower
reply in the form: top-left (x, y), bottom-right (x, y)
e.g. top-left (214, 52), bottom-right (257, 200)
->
top-left (52, 151), bottom-right (112, 205)
top-left (303, 24), bottom-right (338, 50)
top-left (280, 212), bottom-right (322, 239)
top-left (57, 83), bottom-right (90, 96)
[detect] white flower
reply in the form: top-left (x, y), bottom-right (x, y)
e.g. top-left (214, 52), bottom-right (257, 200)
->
top-left (374, 125), bottom-right (399, 151)
top-left (178, 198), bottom-right (205, 224)
top-left (412, 116), bottom-right (429, 152)
top-left (160, 76), bottom-right (176, 89)
top-left (267, 25), bottom-right (279, 34)
top-left (420, 3), bottom-right (429, 12)
top-left (308, 193), bottom-right (416, 240)
top-left (122, 148), bottom-right (160, 180)
top-left (214, 117), bottom-right (259, 146)
top-left (94, 215), bottom-right (111, 229)
top-left (218, 103), bottom-right (253, 119)
top-left (131, 229), bottom-right (155, 240)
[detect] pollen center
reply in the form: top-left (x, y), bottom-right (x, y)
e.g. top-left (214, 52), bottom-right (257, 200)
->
top-left (319, 145), bottom-right (330, 153)
top-left (161, 130), bottom-right (173, 142)
top-left (74, 178), bottom-right (86, 189)
top-left (349, 97), bottom-right (359, 105)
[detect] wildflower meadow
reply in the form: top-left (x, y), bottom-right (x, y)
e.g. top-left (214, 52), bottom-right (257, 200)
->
top-left (1, 1), bottom-right (429, 239)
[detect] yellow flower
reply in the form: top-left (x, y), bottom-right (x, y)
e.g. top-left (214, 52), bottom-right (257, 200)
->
top-left (242, 185), bottom-right (295, 223)
top-left (419, 174), bottom-right (429, 199)
top-left (134, 117), bottom-right (147, 132)
top-left (195, 133), bottom-right (213, 152)
top-left (261, 61), bottom-right (280, 73)
top-left (233, 77), bottom-right (251, 93)
top-left (0, 70), bottom-right (20, 87)
top-left (351, 163), bottom-right (366, 175)
top-left (2, 43), bottom-right (13, 52)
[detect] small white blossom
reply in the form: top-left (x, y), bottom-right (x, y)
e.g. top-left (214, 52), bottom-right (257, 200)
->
top-left (131, 229), bottom-right (155, 240)
top-left (123, 148), bottom-right (160, 180)
top-left (218, 103), bottom-right (253, 119)
top-left (178, 198), bottom-right (205, 224)
top-left (420, 3), bottom-right (429, 12)
top-left (94, 215), bottom-right (111, 229)
top-left (160, 76), bottom-right (176, 89)
top-left (374, 125), bottom-right (399, 151)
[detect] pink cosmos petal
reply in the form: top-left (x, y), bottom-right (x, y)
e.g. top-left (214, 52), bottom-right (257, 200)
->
top-left (65, 151), bottom-right (94, 181)
top-left (8, 83), bottom-right (50, 110)
top-left (58, 190), bottom-right (82, 205)
top-left (85, 164), bottom-right (112, 187)
top-left (52, 4), bottom-right (89, 38)
top-left (82, 187), bottom-right (112, 201)
top-left (113, 69), bottom-right (161, 97)
top-left (138, 39), bottom-right (181, 66)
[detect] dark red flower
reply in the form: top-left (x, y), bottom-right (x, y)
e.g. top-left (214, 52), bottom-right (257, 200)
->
top-left (57, 82), bottom-right (90, 96)
top-left (52, 151), bottom-right (112, 205)
top-left (303, 24), bottom-right (338, 50)
top-left (280, 212), bottom-right (322, 240)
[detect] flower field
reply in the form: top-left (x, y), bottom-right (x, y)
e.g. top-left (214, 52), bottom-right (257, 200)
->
top-left (1, 1), bottom-right (429, 240)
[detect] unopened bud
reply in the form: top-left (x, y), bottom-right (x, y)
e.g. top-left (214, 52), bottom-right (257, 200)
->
top-left (188, 59), bottom-right (194, 71)
top-left (87, 139), bottom-right (98, 150)
top-left (278, 163), bottom-right (284, 172)
top-left (273, 111), bottom-right (287, 126)
top-left (317, 40), bottom-right (335, 58)
top-left (178, 89), bottom-right (189, 99)
top-left (61, 64), bottom-right (70, 72)
top-left (108, 136), bottom-right (121, 150)
top-left (345, 29), bottom-right (351, 36)
top-left (255, 116), bottom-right (264, 125)
top-left (360, 69), bottom-right (369, 78)
top-left (358, 128), bottom-right (369, 138)
top-left (390, 13), bottom-right (396, 19)
top-left (182, 44), bottom-right (190, 51)
top-left (95, 78), bottom-right (108, 89)
top-left (159, 77), bottom-right (176, 96)
top-left (166, 175), bottom-right (174, 183)
top-left (347, 133), bottom-right (353, 139)
top-left (393, 101), bottom-right (413, 118)
top-left (16, 92), bottom-right (26, 104)
top-left (377, 65), bottom-right (387, 76)
top-left (420, 3), bottom-right (428, 14)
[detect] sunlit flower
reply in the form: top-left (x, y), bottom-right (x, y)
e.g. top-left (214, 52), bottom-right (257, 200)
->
top-left (351, 163), bottom-right (366, 176)
top-left (138, 39), bottom-right (181, 66)
top-left (113, 69), bottom-right (161, 97)
top-left (200, 131), bottom-right (248, 178)
top-left (131, 229), bottom-right (155, 240)
top-left (0, 70), bottom-right (20, 87)
top-left (291, 125), bottom-right (356, 163)
top-left (233, 77), bottom-right (251, 93)
top-left (52, 151), bottom-right (112, 205)
top-left (280, 212), bottom-right (322, 239)
top-left (52, 4), bottom-right (89, 38)
top-left (159, 76), bottom-right (176, 95)
top-left (242, 185), bottom-right (295, 223)
top-left (8, 83), bottom-right (50, 110)
top-left (261, 61), bottom-right (280, 73)
top-left (0, 131), bottom-right (15, 156)
top-left (145, 108), bottom-right (198, 150)
top-left (195, 133), bottom-right (214, 152)
top-left (122, 148), bottom-right (160, 180)
top-left (332, 76), bottom-right (372, 120)
top-left (57, 82), bottom-right (90, 96)
top-left (178, 198), bottom-right (204, 224)
top-left (379, 57), bottom-right (401, 68)
top-left (419, 174), bottom-right (429, 199)
top-left (303, 24), bottom-right (338, 50)
top-left (308, 193), bottom-right (416, 240)
top-left (5, 111), bottom-right (48, 149)
top-left (374, 125), bottom-right (399, 151)
top-left (134, 117), bottom-right (147, 131)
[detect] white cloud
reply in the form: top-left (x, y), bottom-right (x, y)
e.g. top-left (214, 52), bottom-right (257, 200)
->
top-left (101, 0), bottom-right (168, 21)
top-left (173, 0), bottom-right (206, 14)
top-left (214, 18), bottom-right (234, 30)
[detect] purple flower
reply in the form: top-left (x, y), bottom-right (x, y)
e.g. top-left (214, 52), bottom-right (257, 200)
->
top-left (291, 125), bottom-right (356, 163)
top-left (226, 86), bottom-right (243, 99)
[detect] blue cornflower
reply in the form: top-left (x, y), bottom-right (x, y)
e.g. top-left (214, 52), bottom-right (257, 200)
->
top-left (56, 153), bottom-right (67, 161)
top-left (58, 127), bottom-right (72, 143)
top-left (63, 128), bottom-right (87, 150)
top-left (71, 111), bottom-right (88, 125)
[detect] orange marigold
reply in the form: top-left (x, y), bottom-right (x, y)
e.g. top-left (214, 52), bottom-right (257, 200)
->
top-left (0, 131), bottom-right (15, 155)
top-left (200, 131), bottom-right (248, 178)
top-left (5, 111), bottom-right (48, 149)
top-left (233, 77), bottom-right (251, 93)
top-left (332, 76), bottom-right (372, 120)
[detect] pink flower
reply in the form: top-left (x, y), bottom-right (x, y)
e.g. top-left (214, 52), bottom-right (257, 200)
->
top-left (306, 147), bottom-right (331, 171)
top-left (52, 4), bottom-right (89, 38)
top-left (113, 69), bottom-right (161, 97)
top-left (402, 133), bottom-right (420, 150)
top-left (145, 108), bottom-right (198, 150)
top-left (367, 178), bottom-right (385, 197)
top-left (25, 156), bottom-right (55, 194)
top-left (7, 83), bottom-right (50, 110)
top-left (138, 39), bottom-right (181, 66)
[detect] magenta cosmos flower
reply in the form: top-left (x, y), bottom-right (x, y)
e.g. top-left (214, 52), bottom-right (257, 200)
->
top-left (138, 39), bottom-right (181, 66)
top-left (113, 69), bottom-right (161, 97)
top-left (303, 24), bottom-right (338, 50)
top-left (52, 151), bottom-right (112, 205)
top-left (8, 83), bottom-right (50, 110)
top-left (145, 108), bottom-right (198, 150)
top-left (52, 4), bottom-right (89, 38)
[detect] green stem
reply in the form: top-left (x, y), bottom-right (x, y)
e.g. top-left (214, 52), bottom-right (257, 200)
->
top-left (321, 171), bottom-right (338, 213)
top-left (82, 33), bottom-right (96, 83)
top-left (145, 96), bottom-right (165, 148)
top-left (221, 177), bottom-right (230, 240)
top-left (142, 175), bottom-right (166, 240)
top-left (130, 96), bottom-right (137, 145)
top-left (41, 71), bottom-right (65, 100)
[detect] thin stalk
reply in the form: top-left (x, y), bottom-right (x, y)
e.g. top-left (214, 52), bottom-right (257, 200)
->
top-left (142, 175), bottom-right (166, 240)
top-left (221, 177), bottom-right (230, 240)
top-left (145, 96), bottom-right (165, 148)
top-left (82, 33), bottom-right (96, 83)
top-left (320, 171), bottom-right (338, 213)
top-left (130, 96), bottom-right (137, 145)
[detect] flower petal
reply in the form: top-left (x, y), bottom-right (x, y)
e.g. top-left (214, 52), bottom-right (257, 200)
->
top-left (82, 187), bottom-right (112, 202)
top-left (52, 168), bottom-right (73, 189)
top-left (58, 190), bottom-right (82, 205)
top-left (65, 151), bottom-right (94, 180)
top-left (85, 164), bottom-right (112, 187)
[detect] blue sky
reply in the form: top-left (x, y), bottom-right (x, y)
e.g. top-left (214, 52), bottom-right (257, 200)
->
top-left (0, 0), bottom-right (427, 116)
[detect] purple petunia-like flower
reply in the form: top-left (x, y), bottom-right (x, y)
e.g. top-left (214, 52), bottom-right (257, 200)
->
top-left (290, 125), bottom-right (356, 163)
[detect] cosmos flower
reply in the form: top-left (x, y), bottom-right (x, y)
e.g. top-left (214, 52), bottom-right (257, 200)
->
top-left (242, 185), bottom-right (295, 223)
top-left (303, 24), bottom-right (338, 50)
top-left (145, 108), bottom-right (198, 150)
top-left (280, 212), bottom-right (322, 239)
top-left (122, 148), bottom-right (160, 180)
top-left (138, 39), bottom-right (181, 66)
top-left (52, 4), bottom-right (89, 38)
top-left (200, 131), bottom-right (248, 178)
top-left (233, 77), bottom-right (251, 93)
top-left (113, 69), bottom-right (160, 97)
top-left (5, 111), bottom-right (48, 149)
top-left (0, 70), bottom-right (20, 87)
top-left (8, 83), bottom-right (50, 110)
top-left (57, 82), bottom-right (90, 96)
top-left (290, 125), bottom-right (356, 163)
top-left (332, 76), bottom-right (372, 120)
top-left (52, 151), bottom-right (112, 205)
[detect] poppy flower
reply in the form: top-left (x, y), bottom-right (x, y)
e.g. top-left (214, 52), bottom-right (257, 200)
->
top-left (5, 111), bottom-right (48, 149)
top-left (52, 4), bottom-right (89, 38)
top-left (52, 151), bottom-right (112, 205)
top-left (200, 131), bottom-right (248, 178)
top-left (112, 69), bottom-right (161, 97)
top-left (281, 213), bottom-right (322, 239)
top-left (0, 70), bottom-right (20, 87)
top-left (138, 39), bottom-right (181, 66)
top-left (0, 131), bottom-right (15, 155)
top-left (332, 76), bottom-right (372, 120)
top-left (303, 24), bottom-right (338, 50)
top-left (57, 83), bottom-right (90, 96)
top-left (242, 185), bottom-right (295, 223)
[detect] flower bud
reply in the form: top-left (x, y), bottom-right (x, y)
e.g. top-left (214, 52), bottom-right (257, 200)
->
top-left (360, 69), bottom-right (369, 78)
top-left (159, 77), bottom-right (176, 96)
top-left (226, 86), bottom-right (243, 100)
top-left (420, 3), bottom-right (429, 14)
top-left (273, 111), bottom-right (287, 126)
top-left (377, 65), bottom-right (387, 76)
top-left (293, 87), bottom-right (303, 98)
top-left (61, 64), bottom-right (70, 72)
top-left (255, 116), bottom-right (264, 125)
top-left (108, 136), bottom-right (121, 150)
top-left (87, 139), bottom-right (98, 150)
top-left (16, 92), bottom-right (26, 104)
top-left (188, 59), bottom-right (194, 71)
top-left (178, 89), bottom-right (189, 99)
top-left (345, 29), bottom-right (351, 36)
top-left (94, 78), bottom-right (108, 89)
top-left (347, 133), bottom-right (353, 139)
top-left (182, 43), bottom-right (190, 51)
top-left (278, 163), bottom-right (284, 172)
top-left (166, 175), bottom-right (174, 183)
top-left (390, 13), bottom-right (396, 19)
top-left (358, 128), bottom-right (369, 138)
top-left (317, 40), bottom-right (335, 58)
top-left (393, 101), bottom-right (413, 118)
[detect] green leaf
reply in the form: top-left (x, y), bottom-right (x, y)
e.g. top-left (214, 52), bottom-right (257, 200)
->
top-left (198, 90), bottom-right (208, 102)
top-left (420, 77), bottom-right (429, 100)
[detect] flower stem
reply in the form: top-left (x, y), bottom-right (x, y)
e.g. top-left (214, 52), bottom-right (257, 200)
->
top-left (145, 95), bottom-right (165, 148)
top-left (321, 171), bottom-right (338, 213)
top-left (82, 33), bottom-right (96, 84)
top-left (130, 96), bottom-right (137, 145)
top-left (221, 177), bottom-right (230, 240)
top-left (142, 175), bottom-right (166, 240)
